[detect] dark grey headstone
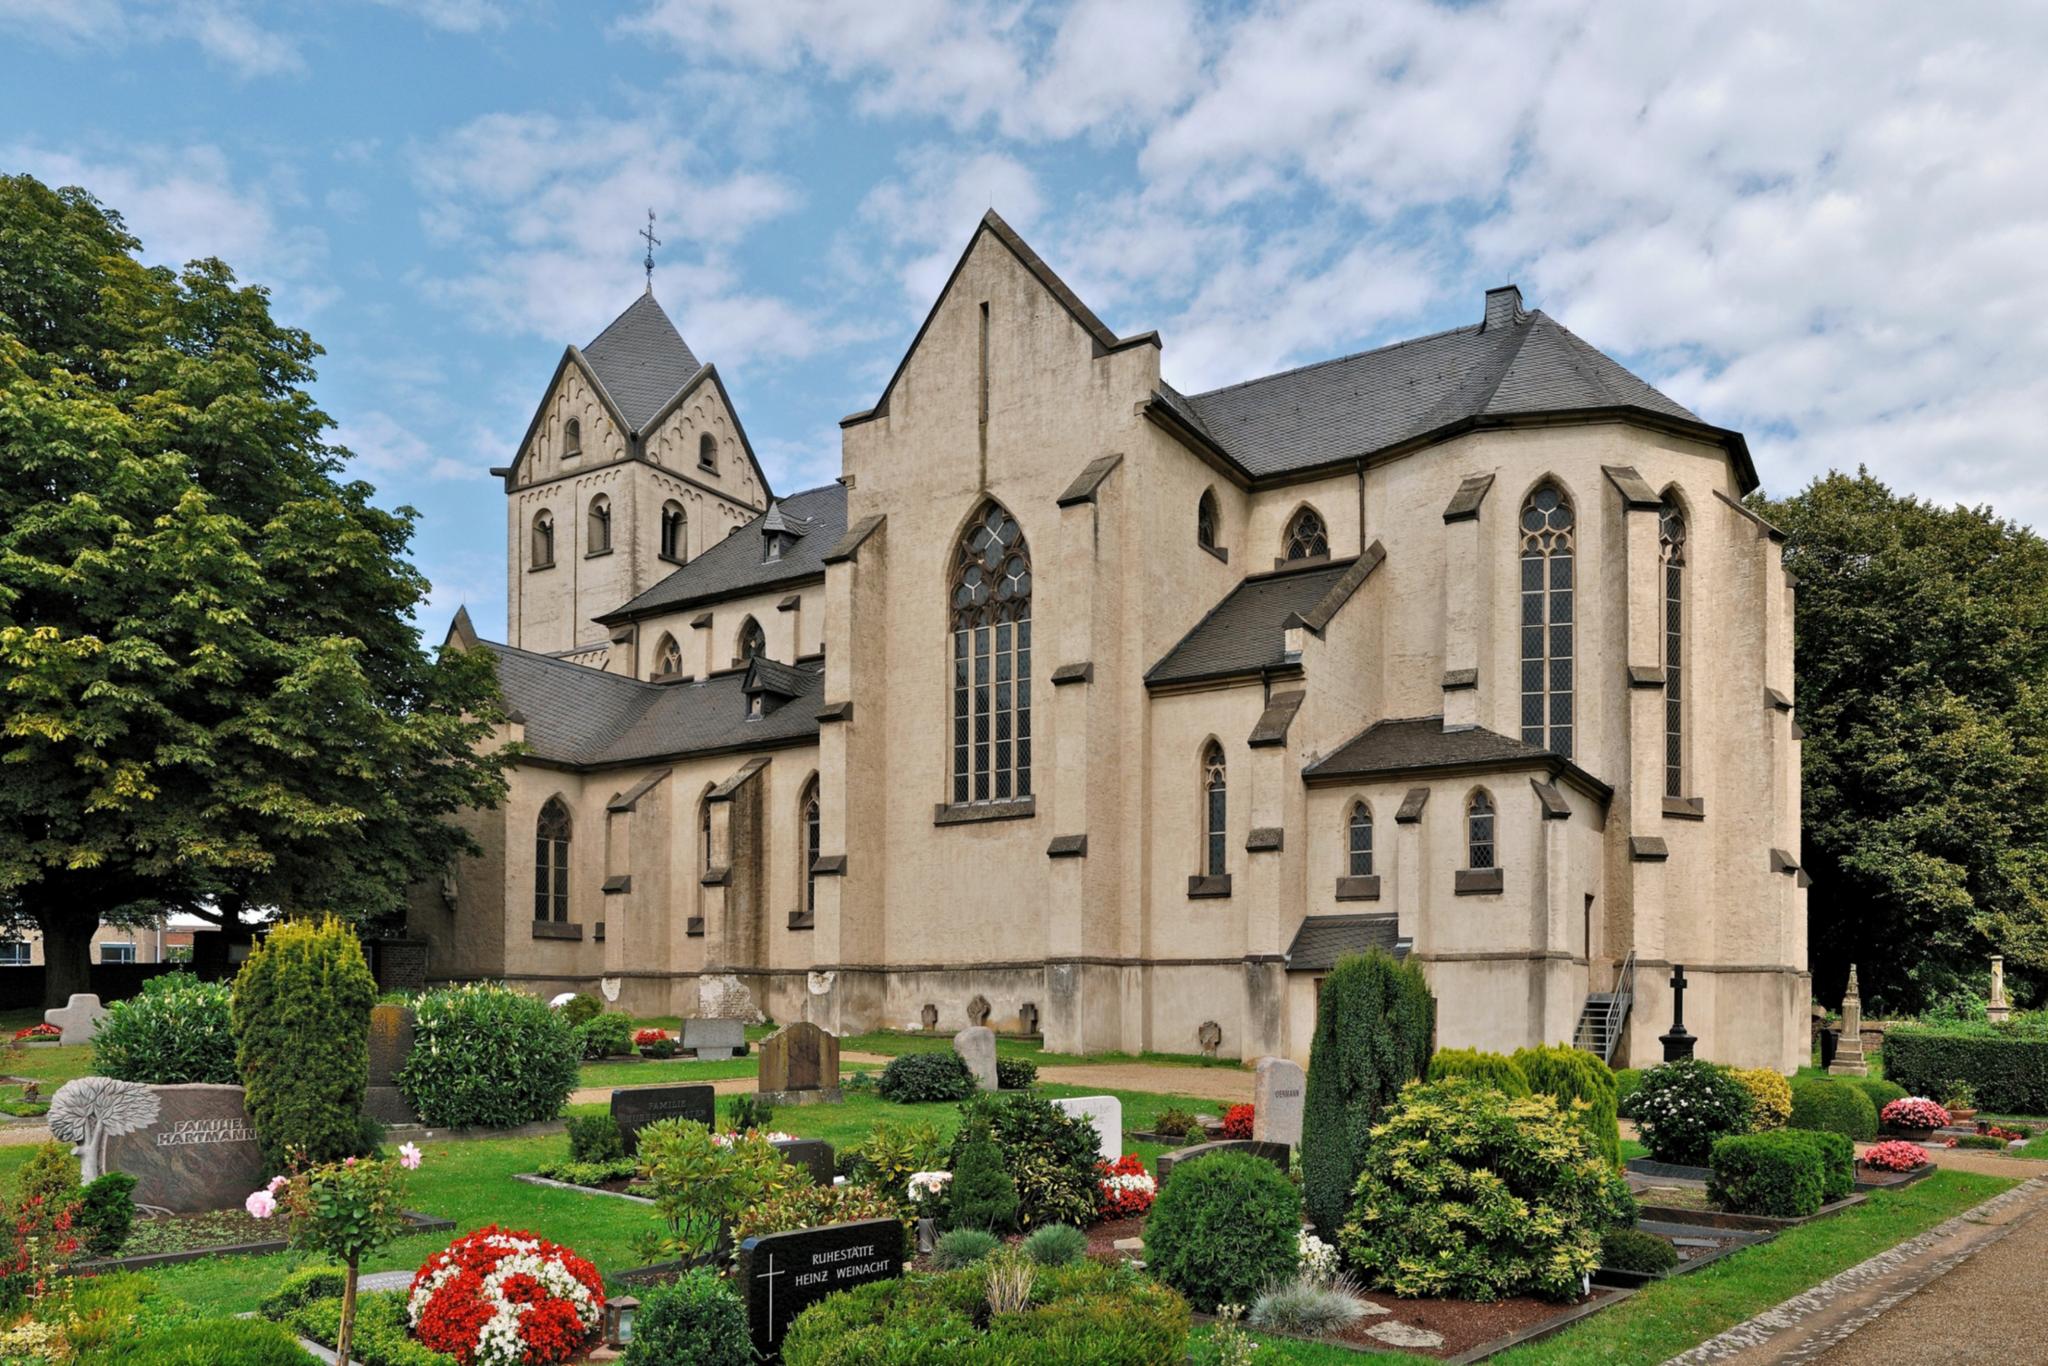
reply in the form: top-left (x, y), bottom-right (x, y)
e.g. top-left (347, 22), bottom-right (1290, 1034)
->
top-left (740, 1218), bottom-right (903, 1359)
top-left (773, 1138), bottom-right (836, 1186)
top-left (100, 1083), bottom-right (268, 1213)
top-left (611, 1084), bottom-right (715, 1155)
top-left (366, 1004), bottom-right (415, 1086)
top-left (1155, 1139), bottom-right (1291, 1185)
top-left (684, 1017), bottom-right (746, 1060)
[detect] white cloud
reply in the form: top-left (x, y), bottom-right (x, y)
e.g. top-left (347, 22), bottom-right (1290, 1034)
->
top-left (333, 410), bottom-right (472, 482)
top-left (0, 0), bottom-right (302, 77)
top-left (365, 0), bottom-right (517, 33)
top-left (857, 147), bottom-right (1045, 303)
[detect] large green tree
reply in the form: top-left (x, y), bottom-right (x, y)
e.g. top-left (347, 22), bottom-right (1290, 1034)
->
top-left (1757, 469), bottom-right (2048, 1014)
top-left (0, 174), bottom-right (510, 1002)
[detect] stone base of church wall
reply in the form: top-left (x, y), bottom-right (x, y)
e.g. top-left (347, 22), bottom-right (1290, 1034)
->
top-left (1621, 965), bottom-right (1809, 1073)
top-left (1420, 955), bottom-right (1587, 1056)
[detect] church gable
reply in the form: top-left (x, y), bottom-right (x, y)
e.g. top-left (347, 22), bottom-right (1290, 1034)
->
top-left (640, 367), bottom-right (770, 513)
top-left (508, 354), bottom-right (630, 490)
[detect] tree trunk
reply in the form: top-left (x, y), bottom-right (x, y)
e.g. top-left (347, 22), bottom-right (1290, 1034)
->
top-left (190, 901), bottom-right (254, 979)
top-left (336, 1258), bottom-right (358, 1366)
top-left (33, 901), bottom-right (94, 1010)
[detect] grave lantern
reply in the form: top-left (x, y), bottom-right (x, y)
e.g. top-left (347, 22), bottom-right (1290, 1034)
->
top-left (604, 1295), bottom-right (639, 1347)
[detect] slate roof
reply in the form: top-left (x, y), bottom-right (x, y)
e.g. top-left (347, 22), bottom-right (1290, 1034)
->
top-left (485, 640), bottom-right (820, 768)
top-left (1146, 557), bottom-right (1361, 686)
top-left (1303, 715), bottom-right (1613, 803)
top-left (582, 291), bottom-right (703, 433)
top-left (602, 483), bottom-right (848, 622)
top-left (1159, 299), bottom-right (1725, 482)
top-left (1285, 914), bottom-right (1408, 973)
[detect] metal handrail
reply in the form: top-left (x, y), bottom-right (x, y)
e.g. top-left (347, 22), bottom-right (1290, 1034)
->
top-left (1603, 949), bottom-right (1637, 1063)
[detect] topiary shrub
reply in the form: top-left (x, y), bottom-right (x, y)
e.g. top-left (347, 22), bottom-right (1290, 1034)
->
top-left (1301, 949), bottom-right (1435, 1238)
top-left (1632, 1059), bottom-right (1754, 1165)
top-left (232, 917), bottom-right (379, 1167)
top-left (1146, 1150), bottom-right (1302, 1312)
top-left (259, 1265), bottom-right (348, 1320)
top-left (1846, 1077), bottom-right (1907, 1114)
top-left (1514, 1044), bottom-right (1622, 1167)
top-left (1708, 1131), bottom-right (1825, 1217)
top-left (397, 983), bottom-right (579, 1129)
top-left (1021, 1223), bottom-right (1088, 1266)
top-left (1599, 1226), bottom-right (1678, 1275)
top-left (77, 1171), bottom-right (137, 1258)
top-left (1788, 1077), bottom-right (1878, 1142)
top-left (877, 1050), bottom-right (976, 1103)
top-left (576, 1012), bottom-right (633, 1060)
top-left (947, 1092), bottom-right (1100, 1230)
top-left (931, 1227), bottom-right (1000, 1269)
top-left (623, 1266), bottom-right (750, 1366)
top-left (780, 1259), bottom-right (1188, 1365)
top-left (1731, 1068), bottom-right (1794, 1130)
top-left (1795, 1129), bottom-right (1855, 1202)
top-left (565, 1114), bottom-right (625, 1164)
top-left (92, 973), bottom-right (238, 1084)
top-left (996, 1056), bottom-right (1037, 1090)
top-left (1338, 1078), bottom-right (1627, 1301)
top-left (946, 1116), bottom-right (1018, 1232)
top-left (1427, 1048), bottom-right (1530, 1097)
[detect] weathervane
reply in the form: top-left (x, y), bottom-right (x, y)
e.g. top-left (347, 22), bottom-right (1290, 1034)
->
top-left (640, 208), bottom-right (661, 289)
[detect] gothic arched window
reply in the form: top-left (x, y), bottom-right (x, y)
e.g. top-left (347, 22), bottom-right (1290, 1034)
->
top-left (1661, 497), bottom-right (1687, 798)
top-left (1197, 490), bottom-right (1220, 552)
top-left (735, 617), bottom-right (765, 666)
top-left (800, 776), bottom-right (821, 917)
top-left (653, 632), bottom-right (682, 679)
top-left (1203, 742), bottom-right (1227, 877)
top-left (698, 432), bottom-right (718, 472)
top-left (950, 501), bottom-right (1033, 805)
top-left (531, 509), bottom-right (555, 568)
top-left (587, 494), bottom-right (611, 554)
top-left (661, 500), bottom-right (686, 561)
top-left (1466, 790), bottom-right (1495, 870)
top-left (1519, 482), bottom-right (1575, 757)
top-left (1284, 506), bottom-right (1329, 561)
top-left (1348, 801), bottom-right (1374, 877)
top-left (534, 797), bottom-right (571, 922)
top-left (563, 417), bottom-right (581, 457)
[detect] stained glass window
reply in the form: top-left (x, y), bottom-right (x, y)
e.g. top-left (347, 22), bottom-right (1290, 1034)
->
top-left (534, 797), bottom-right (571, 922)
top-left (1348, 802), bottom-right (1373, 877)
top-left (735, 617), bottom-right (765, 664)
top-left (950, 501), bottom-right (1032, 804)
top-left (1467, 790), bottom-right (1495, 870)
top-left (802, 778), bottom-right (821, 916)
top-left (1660, 499), bottom-right (1687, 798)
top-left (1284, 507), bottom-right (1329, 561)
top-left (1204, 742), bottom-right (1227, 877)
top-left (1519, 484), bottom-right (1575, 757)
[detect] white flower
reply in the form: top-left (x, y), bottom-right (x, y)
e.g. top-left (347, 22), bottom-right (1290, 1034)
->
top-left (907, 1170), bottom-right (952, 1203)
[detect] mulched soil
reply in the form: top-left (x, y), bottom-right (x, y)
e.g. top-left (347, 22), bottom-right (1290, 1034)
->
top-left (1082, 1215), bottom-right (1147, 1261)
top-left (1334, 1290), bottom-right (1602, 1359)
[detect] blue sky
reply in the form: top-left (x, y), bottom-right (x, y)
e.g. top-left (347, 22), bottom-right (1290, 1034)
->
top-left (4, 0), bottom-right (2045, 637)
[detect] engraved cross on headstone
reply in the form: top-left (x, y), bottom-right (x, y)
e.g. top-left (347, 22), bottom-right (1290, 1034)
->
top-left (1660, 963), bottom-right (1696, 1061)
top-left (755, 1252), bottom-right (783, 1339)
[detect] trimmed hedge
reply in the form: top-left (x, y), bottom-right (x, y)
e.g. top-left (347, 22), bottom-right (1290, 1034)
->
top-left (1600, 1226), bottom-right (1678, 1275)
top-left (397, 983), bottom-right (579, 1128)
top-left (1145, 1151), bottom-right (1302, 1313)
top-left (877, 1050), bottom-right (976, 1103)
top-left (92, 973), bottom-right (238, 1084)
top-left (1301, 950), bottom-right (1435, 1238)
top-left (1782, 1129), bottom-right (1855, 1202)
top-left (1708, 1131), bottom-right (1824, 1217)
top-left (1788, 1077), bottom-right (1878, 1142)
top-left (1514, 1044), bottom-right (1622, 1167)
top-left (1426, 1049), bottom-right (1530, 1097)
top-left (232, 917), bottom-right (379, 1167)
top-left (1846, 1077), bottom-right (1907, 1114)
top-left (1883, 1023), bottom-right (2048, 1114)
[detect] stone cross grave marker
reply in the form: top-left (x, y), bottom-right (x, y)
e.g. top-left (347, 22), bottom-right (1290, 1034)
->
top-left (684, 1017), bottom-right (746, 1060)
top-left (740, 1217), bottom-right (903, 1359)
top-left (1052, 1095), bottom-right (1121, 1162)
top-left (1252, 1057), bottom-right (1306, 1147)
top-left (1829, 964), bottom-right (1870, 1076)
top-left (611, 1083), bottom-right (715, 1155)
top-left (953, 1026), bottom-right (998, 1091)
top-left (44, 994), bottom-right (107, 1046)
top-left (757, 1022), bottom-right (841, 1105)
top-left (1660, 964), bottom-right (1697, 1061)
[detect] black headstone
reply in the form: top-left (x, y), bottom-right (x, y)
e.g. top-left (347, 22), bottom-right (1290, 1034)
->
top-left (740, 1217), bottom-right (903, 1359)
top-left (1154, 1138), bottom-right (1292, 1185)
top-left (773, 1138), bottom-right (836, 1186)
top-left (611, 1084), bottom-right (716, 1155)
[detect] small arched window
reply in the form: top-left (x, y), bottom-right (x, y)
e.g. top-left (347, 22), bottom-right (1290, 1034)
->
top-left (587, 494), bottom-right (611, 554)
top-left (698, 432), bottom-right (718, 472)
top-left (652, 632), bottom-right (682, 679)
top-left (1519, 482), bottom-right (1575, 757)
top-left (1348, 801), bottom-right (1374, 877)
top-left (534, 797), bottom-right (571, 922)
top-left (699, 791), bottom-right (714, 873)
top-left (1197, 490), bottom-right (1220, 553)
top-left (562, 417), bottom-right (581, 457)
top-left (531, 509), bottom-right (555, 568)
top-left (800, 776), bottom-right (821, 917)
top-left (735, 617), bottom-right (765, 665)
top-left (1203, 742), bottom-right (1227, 878)
top-left (1466, 790), bottom-right (1495, 870)
top-left (1660, 498), bottom-right (1687, 798)
top-left (1284, 507), bottom-right (1328, 561)
top-left (950, 500), bottom-right (1033, 805)
top-left (661, 500), bottom-right (687, 561)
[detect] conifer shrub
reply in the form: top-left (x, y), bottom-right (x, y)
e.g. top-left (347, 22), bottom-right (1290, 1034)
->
top-left (397, 983), bottom-right (579, 1129)
top-left (93, 973), bottom-right (238, 1085)
top-left (1514, 1043), bottom-right (1623, 1166)
top-left (945, 1117), bottom-right (1019, 1232)
top-left (1427, 1048), bottom-right (1530, 1096)
top-left (1787, 1077), bottom-right (1878, 1142)
top-left (231, 917), bottom-right (379, 1166)
top-left (77, 1172), bottom-right (137, 1257)
top-left (1300, 949), bottom-right (1435, 1237)
top-left (947, 1092), bottom-right (1100, 1229)
top-left (1145, 1151), bottom-right (1302, 1312)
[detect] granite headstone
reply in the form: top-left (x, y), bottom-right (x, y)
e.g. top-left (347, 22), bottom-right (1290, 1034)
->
top-left (98, 1083), bottom-right (268, 1213)
top-left (611, 1083), bottom-right (716, 1155)
top-left (740, 1218), bottom-right (903, 1359)
top-left (1252, 1057), bottom-right (1306, 1147)
top-left (953, 1026), bottom-right (998, 1091)
top-left (44, 994), bottom-right (107, 1046)
top-left (757, 1022), bottom-right (840, 1106)
top-left (1051, 1094), bottom-right (1121, 1162)
top-left (684, 1017), bottom-right (746, 1060)
top-left (363, 1003), bottom-right (418, 1125)
top-left (1154, 1138), bottom-right (1292, 1185)
top-left (772, 1138), bottom-right (837, 1186)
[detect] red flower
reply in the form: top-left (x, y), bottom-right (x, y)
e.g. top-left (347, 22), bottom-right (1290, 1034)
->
top-left (1222, 1104), bottom-right (1255, 1139)
top-left (407, 1226), bottom-right (603, 1366)
top-left (1096, 1154), bottom-right (1157, 1219)
top-left (633, 1028), bottom-right (669, 1046)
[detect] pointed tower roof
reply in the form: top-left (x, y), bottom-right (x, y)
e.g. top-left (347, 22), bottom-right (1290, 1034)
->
top-left (582, 291), bottom-right (702, 432)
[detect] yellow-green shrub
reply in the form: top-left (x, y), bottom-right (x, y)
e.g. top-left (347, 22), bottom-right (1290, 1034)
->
top-left (1732, 1068), bottom-right (1793, 1130)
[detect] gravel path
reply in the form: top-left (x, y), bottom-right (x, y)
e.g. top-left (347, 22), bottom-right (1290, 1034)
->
top-left (1032, 1062), bottom-right (1253, 1103)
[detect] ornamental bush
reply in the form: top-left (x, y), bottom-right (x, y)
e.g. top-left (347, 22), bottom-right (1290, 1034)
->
top-left (77, 1171), bottom-right (137, 1258)
top-left (948, 1092), bottom-right (1101, 1230)
top-left (1338, 1078), bottom-right (1627, 1302)
top-left (1788, 1077), bottom-right (1878, 1142)
top-left (1880, 1096), bottom-right (1951, 1131)
top-left (877, 1050), bottom-right (977, 1103)
top-left (397, 984), bottom-right (579, 1129)
top-left (734, 1180), bottom-right (912, 1249)
top-left (1614, 1067), bottom-right (1644, 1118)
top-left (847, 1121), bottom-right (946, 1210)
top-left (232, 917), bottom-right (379, 1167)
top-left (623, 1267), bottom-right (750, 1366)
top-left (1513, 1044), bottom-right (1622, 1167)
top-left (946, 1115), bottom-right (1019, 1233)
top-left (780, 1259), bottom-right (1188, 1366)
top-left (1632, 1059), bottom-right (1754, 1165)
top-left (1847, 1077), bottom-right (1908, 1113)
top-left (1600, 1226), bottom-right (1678, 1275)
top-left (407, 1227), bottom-right (605, 1366)
top-left (575, 1012), bottom-right (633, 1060)
top-left (1731, 1068), bottom-right (1795, 1130)
top-left (996, 1056), bottom-right (1038, 1090)
top-left (636, 1121), bottom-right (794, 1262)
top-left (1301, 949), bottom-right (1435, 1237)
top-left (1782, 1129), bottom-right (1855, 1202)
top-left (565, 1114), bottom-right (625, 1164)
top-left (92, 973), bottom-right (238, 1085)
top-left (1427, 1048), bottom-right (1531, 1097)
top-left (557, 994), bottom-right (601, 1027)
top-left (1883, 1020), bottom-right (2048, 1114)
top-left (284, 1290), bottom-right (454, 1366)
top-left (1708, 1131), bottom-right (1825, 1217)
top-left (931, 1228), bottom-right (999, 1269)
top-left (1145, 1151), bottom-right (1301, 1312)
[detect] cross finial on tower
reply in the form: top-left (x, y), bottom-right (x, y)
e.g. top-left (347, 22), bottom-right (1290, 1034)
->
top-left (640, 208), bottom-right (661, 290)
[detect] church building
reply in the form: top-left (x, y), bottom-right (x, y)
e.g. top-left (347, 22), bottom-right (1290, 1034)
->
top-left (413, 212), bottom-right (1809, 1070)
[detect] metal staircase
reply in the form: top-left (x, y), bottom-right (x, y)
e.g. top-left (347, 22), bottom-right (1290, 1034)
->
top-left (1573, 949), bottom-right (1635, 1064)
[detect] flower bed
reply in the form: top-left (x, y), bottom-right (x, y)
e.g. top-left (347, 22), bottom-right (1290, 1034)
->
top-left (12, 1023), bottom-right (60, 1043)
top-left (1221, 1103), bottom-right (1254, 1139)
top-left (408, 1226), bottom-right (606, 1366)
top-left (1097, 1155), bottom-right (1156, 1219)
top-left (1879, 1097), bottom-right (1951, 1132)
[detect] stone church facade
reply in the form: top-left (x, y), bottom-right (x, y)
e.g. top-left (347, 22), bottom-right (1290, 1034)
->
top-left (411, 212), bottom-right (1809, 1070)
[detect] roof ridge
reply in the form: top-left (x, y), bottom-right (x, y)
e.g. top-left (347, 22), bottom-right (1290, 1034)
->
top-left (482, 638), bottom-right (661, 691)
top-left (1239, 554), bottom-right (1360, 585)
top-left (1184, 321), bottom-right (1482, 401)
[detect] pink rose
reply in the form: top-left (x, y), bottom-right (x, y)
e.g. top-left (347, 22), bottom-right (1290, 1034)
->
top-left (399, 1142), bottom-right (423, 1170)
top-left (245, 1189), bottom-right (277, 1219)
top-left (267, 1175), bottom-right (288, 1194)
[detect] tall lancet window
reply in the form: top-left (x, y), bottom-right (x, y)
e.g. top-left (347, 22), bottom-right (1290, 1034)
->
top-left (534, 797), bottom-right (571, 922)
top-left (1203, 742), bottom-right (1228, 877)
top-left (1519, 483), bottom-right (1575, 757)
top-left (950, 501), bottom-right (1032, 804)
top-left (801, 776), bottom-right (821, 917)
top-left (1660, 498), bottom-right (1687, 798)
top-left (1348, 801), bottom-right (1374, 877)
